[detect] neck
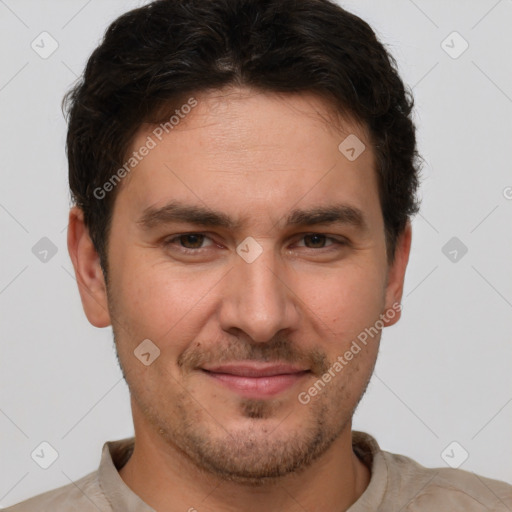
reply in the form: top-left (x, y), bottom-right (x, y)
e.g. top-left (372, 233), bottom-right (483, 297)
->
top-left (119, 413), bottom-right (370, 512)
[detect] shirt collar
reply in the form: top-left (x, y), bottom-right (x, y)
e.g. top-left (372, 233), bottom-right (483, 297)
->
top-left (98, 437), bottom-right (155, 511)
top-left (348, 431), bottom-right (388, 511)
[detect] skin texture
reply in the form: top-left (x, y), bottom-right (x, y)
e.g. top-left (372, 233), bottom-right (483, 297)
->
top-left (68, 86), bottom-right (412, 512)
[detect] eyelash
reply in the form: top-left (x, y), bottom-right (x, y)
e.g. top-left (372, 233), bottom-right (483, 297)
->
top-left (162, 232), bottom-right (348, 254)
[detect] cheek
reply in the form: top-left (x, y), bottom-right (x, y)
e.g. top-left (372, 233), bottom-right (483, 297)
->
top-left (110, 255), bottom-right (224, 348)
top-left (300, 263), bottom-right (386, 338)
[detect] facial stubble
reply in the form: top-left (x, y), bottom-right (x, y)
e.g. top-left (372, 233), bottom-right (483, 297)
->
top-left (112, 332), bottom-right (375, 485)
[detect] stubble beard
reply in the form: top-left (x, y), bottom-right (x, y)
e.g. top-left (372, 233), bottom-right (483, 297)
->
top-left (107, 286), bottom-right (377, 486)
top-left (126, 363), bottom-right (373, 486)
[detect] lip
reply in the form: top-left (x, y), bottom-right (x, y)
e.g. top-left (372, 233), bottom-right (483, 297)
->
top-left (200, 362), bottom-right (310, 398)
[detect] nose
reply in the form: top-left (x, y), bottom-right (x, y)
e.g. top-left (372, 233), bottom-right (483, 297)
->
top-left (218, 242), bottom-right (301, 343)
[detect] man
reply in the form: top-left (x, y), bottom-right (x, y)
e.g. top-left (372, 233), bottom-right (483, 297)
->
top-left (6, 0), bottom-right (511, 510)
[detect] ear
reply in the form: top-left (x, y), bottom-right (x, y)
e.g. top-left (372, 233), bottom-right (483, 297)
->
top-left (67, 206), bottom-right (111, 328)
top-left (382, 221), bottom-right (412, 327)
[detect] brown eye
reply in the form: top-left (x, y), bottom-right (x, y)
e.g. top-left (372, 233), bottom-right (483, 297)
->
top-left (303, 234), bottom-right (328, 248)
top-left (163, 233), bottom-right (215, 251)
top-left (178, 234), bottom-right (206, 249)
top-left (294, 234), bottom-right (347, 252)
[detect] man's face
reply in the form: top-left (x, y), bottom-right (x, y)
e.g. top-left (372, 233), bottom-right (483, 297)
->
top-left (99, 88), bottom-right (405, 482)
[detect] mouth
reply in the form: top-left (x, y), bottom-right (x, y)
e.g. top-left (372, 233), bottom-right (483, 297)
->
top-left (200, 362), bottom-right (311, 398)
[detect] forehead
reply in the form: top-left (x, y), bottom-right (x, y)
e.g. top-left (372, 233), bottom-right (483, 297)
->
top-left (113, 87), bottom-right (382, 232)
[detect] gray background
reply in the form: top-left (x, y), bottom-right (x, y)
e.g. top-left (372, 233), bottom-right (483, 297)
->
top-left (1, 0), bottom-right (511, 506)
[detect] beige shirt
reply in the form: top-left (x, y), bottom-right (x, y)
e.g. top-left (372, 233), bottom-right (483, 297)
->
top-left (5, 431), bottom-right (512, 511)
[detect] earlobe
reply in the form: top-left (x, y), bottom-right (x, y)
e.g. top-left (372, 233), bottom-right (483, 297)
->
top-left (383, 222), bottom-right (412, 327)
top-left (67, 207), bottom-right (112, 328)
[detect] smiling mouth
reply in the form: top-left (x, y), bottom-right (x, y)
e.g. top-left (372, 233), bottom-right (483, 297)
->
top-left (200, 362), bottom-right (311, 398)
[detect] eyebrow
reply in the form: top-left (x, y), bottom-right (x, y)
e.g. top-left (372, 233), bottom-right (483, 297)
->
top-left (137, 200), bottom-right (368, 232)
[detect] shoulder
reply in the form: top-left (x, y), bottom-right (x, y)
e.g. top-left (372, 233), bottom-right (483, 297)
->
top-left (381, 450), bottom-right (512, 511)
top-left (2, 470), bottom-right (111, 512)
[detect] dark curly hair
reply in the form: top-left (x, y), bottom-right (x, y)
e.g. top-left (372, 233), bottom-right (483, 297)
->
top-left (63, 0), bottom-right (421, 274)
